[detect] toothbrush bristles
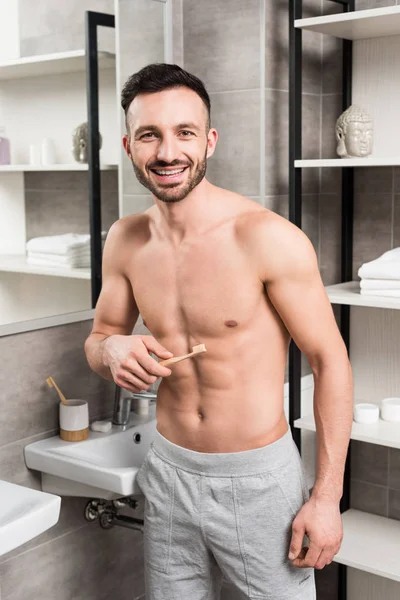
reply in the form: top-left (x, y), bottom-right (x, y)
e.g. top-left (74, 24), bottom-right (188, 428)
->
top-left (193, 344), bottom-right (206, 353)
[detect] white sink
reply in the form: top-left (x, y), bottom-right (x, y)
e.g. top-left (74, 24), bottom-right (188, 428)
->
top-left (24, 404), bottom-right (157, 500)
top-left (0, 480), bottom-right (61, 557)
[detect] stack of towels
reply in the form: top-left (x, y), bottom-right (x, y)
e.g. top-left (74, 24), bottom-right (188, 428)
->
top-left (26, 231), bottom-right (107, 269)
top-left (358, 247), bottom-right (400, 297)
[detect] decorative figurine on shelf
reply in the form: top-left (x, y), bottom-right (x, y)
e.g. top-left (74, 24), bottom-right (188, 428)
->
top-left (71, 122), bottom-right (102, 163)
top-left (335, 104), bottom-right (374, 158)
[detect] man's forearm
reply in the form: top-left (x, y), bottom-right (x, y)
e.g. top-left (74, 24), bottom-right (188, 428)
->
top-left (84, 333), bottom-right (114, 381)
top-left (311, 357), bottom-right (354, 503)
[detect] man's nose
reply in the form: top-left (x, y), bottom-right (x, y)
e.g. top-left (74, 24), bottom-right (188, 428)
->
top-left (156, 135), bottom-right (179, 163)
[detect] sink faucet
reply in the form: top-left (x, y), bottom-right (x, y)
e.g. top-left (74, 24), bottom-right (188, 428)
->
top-left (112, 386), bottom-right (132, 427)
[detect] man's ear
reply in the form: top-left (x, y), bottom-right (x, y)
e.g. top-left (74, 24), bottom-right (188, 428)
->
top-left (122, 134), bottom-right (131, 158)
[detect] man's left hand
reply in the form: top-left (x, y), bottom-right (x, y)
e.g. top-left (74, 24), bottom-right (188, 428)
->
top-left (288, 496), bottom-right (343, 570)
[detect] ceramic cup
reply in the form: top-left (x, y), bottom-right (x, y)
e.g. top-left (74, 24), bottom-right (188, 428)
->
top-left (59, 400), bottom-right (89, 441)
top-left (381, 397), bottom-right (400, 422)
top-left (353, 402), bottom-right (379, 424)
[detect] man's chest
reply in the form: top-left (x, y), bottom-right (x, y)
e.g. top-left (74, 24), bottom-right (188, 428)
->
top-left (127, 234), bottom-right (265, 338)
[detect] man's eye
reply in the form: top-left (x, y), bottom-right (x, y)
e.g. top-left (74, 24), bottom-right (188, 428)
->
top-left (141, 133), bottom-right (155, 139)
top-left (180, 131), bottom-right (193, 136)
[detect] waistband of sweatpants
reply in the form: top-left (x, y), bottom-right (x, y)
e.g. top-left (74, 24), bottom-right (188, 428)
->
top-left (150, 426), bottom-right (296, 476)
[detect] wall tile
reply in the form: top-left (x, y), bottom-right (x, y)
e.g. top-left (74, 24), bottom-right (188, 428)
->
top-left (303, 93), bottom-right (322, 161)
top-left (265, 0), bottom-right (322, 95)
top-left (389, 488), bottom-right (400, 520)
top-left (323, 35), bottom-right (342, 95)
top-left (351, 479), bottom-right (388, 517)
top-left (352, 192), bottom-right (393, 279)
top-left (19, 0), bottom-right (115, 57)
top-left (172, 0), bottom-right (184, 68)
top-left (393, 167), bottom-right (400, 193)
top-left (319, 194), bottom-right (342, 285)
top-left (392, 194), bottom-right (400, 248)
top-left (24, 171), bottom-right (119, 240)
top-left (122, 195), bottom-right (154, 217)
top-left (0, 523), bottom-right (144, 600)
top-left (320, 167), bottom-right (341, 196)
top-left (351, 440), bottom-right (389, 486)
top-left (321, 94), bottom-right (343, 159)
top-left (0, 320), bottom-right (114, 447)
top-left (207, 90), bottom-right (260, 196)
top-left (356, 0), bottom-right (396, 9)
top-left (354, 167), bottom-right (393, 195)
top-left (183, 0), bottom-right (260, 94)
top-left (388, 447), bottom-right (400, 491)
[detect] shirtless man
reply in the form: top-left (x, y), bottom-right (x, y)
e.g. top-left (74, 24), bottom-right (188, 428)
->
top-left (84, 63), bottom-right (353, 600)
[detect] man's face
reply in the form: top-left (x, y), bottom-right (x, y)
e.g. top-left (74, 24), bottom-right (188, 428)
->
top-left (123, 87), bottom-right (217, 203)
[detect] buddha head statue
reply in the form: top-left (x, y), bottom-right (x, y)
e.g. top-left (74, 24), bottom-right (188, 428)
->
top-left (72, 122), bottom-right (102, 163)
top-left (335, 105), bottom-right (373, 158)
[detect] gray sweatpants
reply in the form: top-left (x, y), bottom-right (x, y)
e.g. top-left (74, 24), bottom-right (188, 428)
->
top-left (136, 426), bottom-right (316, 600)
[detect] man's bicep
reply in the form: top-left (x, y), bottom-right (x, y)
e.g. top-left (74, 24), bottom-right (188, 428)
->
top-left (265, 227), bottom-right (346, 370)
top-left (91, 222), bottom-right (139, 337)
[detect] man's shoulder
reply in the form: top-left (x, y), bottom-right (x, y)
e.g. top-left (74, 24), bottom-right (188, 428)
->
top-left (108, 209), bottom-right (154, 242)
top-left (232, 199), bottom-right (300, 244)
top-left (232, 200), bottom-right (316, 281)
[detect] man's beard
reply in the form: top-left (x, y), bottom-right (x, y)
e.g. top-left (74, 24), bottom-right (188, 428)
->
top-left (130, 148), bottom-right (208, 203)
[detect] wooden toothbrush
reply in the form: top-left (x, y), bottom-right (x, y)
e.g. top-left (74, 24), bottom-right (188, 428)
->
top-left (159, 343), bottom-right (207, 367)
top-left (46, 376), bottom-right (69, 405)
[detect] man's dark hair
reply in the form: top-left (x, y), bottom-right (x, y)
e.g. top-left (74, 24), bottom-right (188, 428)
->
top-left (121, 63), bottom-right (211, 133)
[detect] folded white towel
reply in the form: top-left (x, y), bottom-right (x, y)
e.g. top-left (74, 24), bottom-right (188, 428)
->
top-left (360, 289), bottom-right (400, 297)
top-left (360, 279), bottom-right (400, 290)
top-left (358, 247), bottom-right (400, 280)
top-left (27, 255), bottom-right (90, 268)
top-left (26, 231), bottom-right (107, 256)
top-left (27, 251), bottom-right (91, 266)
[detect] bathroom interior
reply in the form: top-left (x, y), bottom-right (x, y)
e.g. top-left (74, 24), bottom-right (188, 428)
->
top-left (1, 0), bottom-right (400, 598)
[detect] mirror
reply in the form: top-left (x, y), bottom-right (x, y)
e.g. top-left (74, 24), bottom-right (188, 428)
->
top-left (0, 0), bottom-right (165, 334)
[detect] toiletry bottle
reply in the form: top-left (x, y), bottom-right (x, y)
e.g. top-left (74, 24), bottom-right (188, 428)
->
top-left (0, 127), bottom-right (10, 165)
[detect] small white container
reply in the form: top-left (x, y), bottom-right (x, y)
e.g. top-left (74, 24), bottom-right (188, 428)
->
top-left (59, 400), bottom-right (89, 441)
top-left (41, 138), bottom-right (56, 165)
top-left (29, 144), bottom-right (41, 165)
top-left (381, 397), bottom-right (400, 422)
top-left (353, 403), bottom-right (380, 424)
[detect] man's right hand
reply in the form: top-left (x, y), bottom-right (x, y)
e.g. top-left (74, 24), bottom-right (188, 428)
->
top-left (102, 334), bottom-right (174, 393)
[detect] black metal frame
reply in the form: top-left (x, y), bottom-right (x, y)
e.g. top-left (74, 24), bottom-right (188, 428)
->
top-left (85, 11), bottom-right (115, 307)
top-left (289, 1), bottom-right (354, 598)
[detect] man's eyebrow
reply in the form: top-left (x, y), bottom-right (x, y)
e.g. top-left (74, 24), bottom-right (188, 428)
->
top-left (133, 122), bottom-right (201, 137)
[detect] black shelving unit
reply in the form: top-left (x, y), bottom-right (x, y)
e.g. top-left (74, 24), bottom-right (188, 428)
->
top-left (85, 10), bottom-right (115, 307)
top-left (288, 1), bottom-right (355, 599)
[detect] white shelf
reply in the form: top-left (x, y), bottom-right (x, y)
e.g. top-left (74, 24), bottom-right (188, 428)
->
top-left (334, 509), bottom-right (400, 582)
top-left (295, 6), bottom-right (400, 41)
top-left (0, 50), bottom-right (115, 80)
top-left (0, 164), bottom-right (118, 172)
top-left (294, 413), bottom-right (400, 450)
top-left (0, 255), bottom-right (91, 280)
top-left (296, 157), bottom-right (400, 168)
top-left (325, 281), bottom-right (400, 310)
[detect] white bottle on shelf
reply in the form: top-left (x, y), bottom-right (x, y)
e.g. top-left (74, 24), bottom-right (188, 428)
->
top-left (0, 126), bottom-right (11, 165)
top-left (41, 137), bottom-right (56, 165)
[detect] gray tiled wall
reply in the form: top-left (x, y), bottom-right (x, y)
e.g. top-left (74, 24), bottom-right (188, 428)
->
top-left (24, 171), bottom-right (118, 240)
top-left (0, 319), bottom-right (145, 600)
top-left (18, 0), bottom-right (115, 56)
